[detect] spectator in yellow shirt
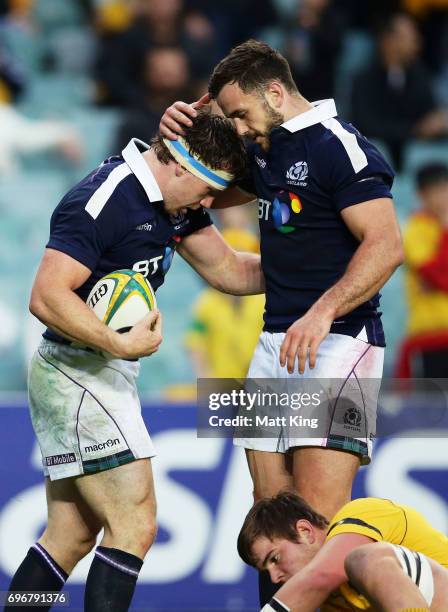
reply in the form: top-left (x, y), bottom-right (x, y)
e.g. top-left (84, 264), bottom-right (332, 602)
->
top-left (401, 162), bottom-right (448, 376)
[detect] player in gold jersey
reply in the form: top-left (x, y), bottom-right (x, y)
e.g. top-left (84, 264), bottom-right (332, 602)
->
top-left (238, 493), bottom-right (448, 612)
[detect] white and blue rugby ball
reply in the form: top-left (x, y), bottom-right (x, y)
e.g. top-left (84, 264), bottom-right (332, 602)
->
top-left (87, 269), bottom-right (157, 333)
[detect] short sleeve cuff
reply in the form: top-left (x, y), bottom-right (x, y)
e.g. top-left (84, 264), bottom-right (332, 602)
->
top-left (46, 239), bottom-right (96, 271)
top-left (335, 186), bottom-right (393, 212)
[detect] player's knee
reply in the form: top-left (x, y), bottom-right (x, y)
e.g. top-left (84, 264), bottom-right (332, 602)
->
top-left (131, 519), bottom-right (157, 558)
top-left (133, 513), bottom-right (158, 553)
top-left (105, 504), bottom-right (157, 556)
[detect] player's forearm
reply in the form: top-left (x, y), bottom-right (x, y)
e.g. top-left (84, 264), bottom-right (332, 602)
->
top-left (271, 568), bottom-right (337, 612)
top-left (179, 228), bottom-right (264, 294)
top-left (309, 235), bottom-right (403, 320)
top-left (218, 252), bottom-right (265, 296)
top-left (29, 287), bottom-right (123, 356)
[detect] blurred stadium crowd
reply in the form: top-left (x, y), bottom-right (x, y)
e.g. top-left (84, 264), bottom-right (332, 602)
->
top-left (1, 0), bottom-right (448, 395)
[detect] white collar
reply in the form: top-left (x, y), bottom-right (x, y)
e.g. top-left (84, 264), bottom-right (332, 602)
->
top-left (121, 138), bottom-right (163, 203)
top-left (281, 99), bottom-right (337, 133)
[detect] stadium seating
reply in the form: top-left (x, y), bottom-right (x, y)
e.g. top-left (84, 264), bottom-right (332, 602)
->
top-left (335, 30), bottom-right (374, 115)
top-left (403, 141), bottom-right (448, 176)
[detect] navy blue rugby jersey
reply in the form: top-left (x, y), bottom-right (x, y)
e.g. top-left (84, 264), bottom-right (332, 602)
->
top-left (240, 99), bottom-right (394, 346)
top-left (43, 138), bottom-right (212, 343)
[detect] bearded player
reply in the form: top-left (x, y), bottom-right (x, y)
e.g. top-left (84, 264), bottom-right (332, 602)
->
top-left (160, 39), bottom-right (403, 603)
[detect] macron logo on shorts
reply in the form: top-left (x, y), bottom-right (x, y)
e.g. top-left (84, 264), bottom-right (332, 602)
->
top-left (84, 438), bottom-right (120, 453)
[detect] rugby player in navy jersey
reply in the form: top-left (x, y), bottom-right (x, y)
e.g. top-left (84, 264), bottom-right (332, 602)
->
top-left (5, 111), bottom-right (264, 612)
top-left (160, 39), bottom-right (403, 604)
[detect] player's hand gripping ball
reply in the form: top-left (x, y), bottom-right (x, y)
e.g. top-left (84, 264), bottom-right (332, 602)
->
top-left (87, 269), bottom-right (157, 333)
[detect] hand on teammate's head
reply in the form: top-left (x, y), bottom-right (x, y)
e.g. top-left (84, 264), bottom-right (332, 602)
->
top-left (160, 95), bottom-right (211, 140)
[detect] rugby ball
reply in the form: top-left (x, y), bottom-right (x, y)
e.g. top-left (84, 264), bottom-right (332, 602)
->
top-left (87, 269), bottom-right (157, 333)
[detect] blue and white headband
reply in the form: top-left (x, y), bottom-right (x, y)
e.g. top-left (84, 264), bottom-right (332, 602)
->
top-left (163, 136), bottom-right (234, 191)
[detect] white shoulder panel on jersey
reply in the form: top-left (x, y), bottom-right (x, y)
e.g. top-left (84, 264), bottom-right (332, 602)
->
top-left (122, 138), bottom-right (164, 203)
top-left (85, 163), bottom-right (132, 220)
top-left (322, 118), bottom-right (368, 174)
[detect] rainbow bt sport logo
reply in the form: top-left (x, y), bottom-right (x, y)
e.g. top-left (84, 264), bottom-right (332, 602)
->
top-left (272, 191), bottom-right (303, 233)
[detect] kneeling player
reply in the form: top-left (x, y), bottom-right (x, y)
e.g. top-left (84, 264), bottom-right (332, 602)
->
top-left (238, 493), bottom-right (448, 611)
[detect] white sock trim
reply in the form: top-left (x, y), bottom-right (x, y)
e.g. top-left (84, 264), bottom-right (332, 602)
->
top-left (32, 543), bottom-right (66, 584)
top-left (95, 550), bottom-right (139, 577)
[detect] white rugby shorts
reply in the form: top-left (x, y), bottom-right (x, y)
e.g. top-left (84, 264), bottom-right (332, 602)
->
top-left (28, 339), bottom-right (155, 480)
top-left (234, 331), bottom-right (384, 462)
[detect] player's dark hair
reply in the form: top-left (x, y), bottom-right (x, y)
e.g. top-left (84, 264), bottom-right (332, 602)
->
top-left (209, 39), bottom-right (298, 99)
top-left (416, 162), bottom-right (448, 190)
top-left (237, 492), bottom-right (329, 567)
top-left (152, 108), bottom-right (247, 180)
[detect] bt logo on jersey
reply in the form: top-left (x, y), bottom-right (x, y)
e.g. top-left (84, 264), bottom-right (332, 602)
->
top-left (133, 245), bottom-right (176, 278)
top-left (259, 191), bottom-right (303, 233)
top-left (133, 256), bottom-right (164, 277)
